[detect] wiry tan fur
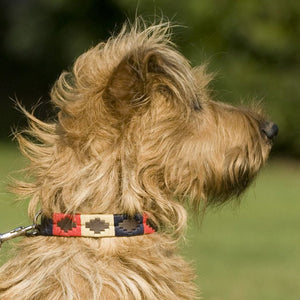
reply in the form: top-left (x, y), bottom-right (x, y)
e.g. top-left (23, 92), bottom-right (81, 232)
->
top-left (0, 19), bottom-right (273, 299)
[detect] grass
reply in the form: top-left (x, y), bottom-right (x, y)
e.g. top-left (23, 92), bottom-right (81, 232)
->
top-left (184, 159), bottom-right (300, 300)
top-left (0, 142), bottom-right (29, 263)
top-left (1, 141), bottom-right (300, 299)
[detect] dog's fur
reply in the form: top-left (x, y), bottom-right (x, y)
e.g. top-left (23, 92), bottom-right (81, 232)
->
top-left (0, 20), bottom-right (274, 299)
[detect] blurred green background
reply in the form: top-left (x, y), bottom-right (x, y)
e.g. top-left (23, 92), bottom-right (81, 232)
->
top-left (0, 0), bottom-right (299, 299)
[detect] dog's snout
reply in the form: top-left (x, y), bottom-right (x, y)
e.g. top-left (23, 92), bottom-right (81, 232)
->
top-left (261, 122), bottom-right (279, 140)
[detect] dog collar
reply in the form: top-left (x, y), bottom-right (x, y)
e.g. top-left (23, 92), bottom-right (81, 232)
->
top-left (37, 213), bottom-right (157, 238)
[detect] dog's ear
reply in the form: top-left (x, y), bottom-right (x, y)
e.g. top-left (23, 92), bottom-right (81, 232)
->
top-left (144, 52), bottom-right (166, 75)
top-left (103, 51), bottom-right (169, 118)
top-left (103, 56), bottom-right (145, 118)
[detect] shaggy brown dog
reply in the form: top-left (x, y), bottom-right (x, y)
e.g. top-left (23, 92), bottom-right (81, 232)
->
top-left (0, 21), bottom-right (277, 299)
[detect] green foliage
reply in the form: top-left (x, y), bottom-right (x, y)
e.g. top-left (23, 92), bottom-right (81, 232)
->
top-left (0, 0), bottom-right (299, 156)
top-left (0, 0), bottom-right (123, 139)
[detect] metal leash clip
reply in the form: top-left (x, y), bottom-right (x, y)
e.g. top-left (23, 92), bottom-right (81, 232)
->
top-left (0, 210), bottom-right (41, 248)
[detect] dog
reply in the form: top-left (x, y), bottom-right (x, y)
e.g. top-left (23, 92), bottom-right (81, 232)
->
top-left (0, 20), bottom-right (277, 299)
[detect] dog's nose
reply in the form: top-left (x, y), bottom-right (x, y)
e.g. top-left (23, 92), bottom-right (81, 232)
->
top-left (261, 122), bottom-right (279, 140)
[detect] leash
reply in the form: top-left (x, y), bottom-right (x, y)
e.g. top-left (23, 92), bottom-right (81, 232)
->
top-left (0, 211), bottom-right (41, 248)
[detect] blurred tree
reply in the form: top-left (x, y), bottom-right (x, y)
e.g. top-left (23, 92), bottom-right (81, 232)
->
top-left (0, 0), bottom-right (124, 138)
top-left (1, 0), bottom-right (299, 157)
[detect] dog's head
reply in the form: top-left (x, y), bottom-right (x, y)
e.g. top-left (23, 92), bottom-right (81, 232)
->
top-left (17, 21), bottom-right (277, 235)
